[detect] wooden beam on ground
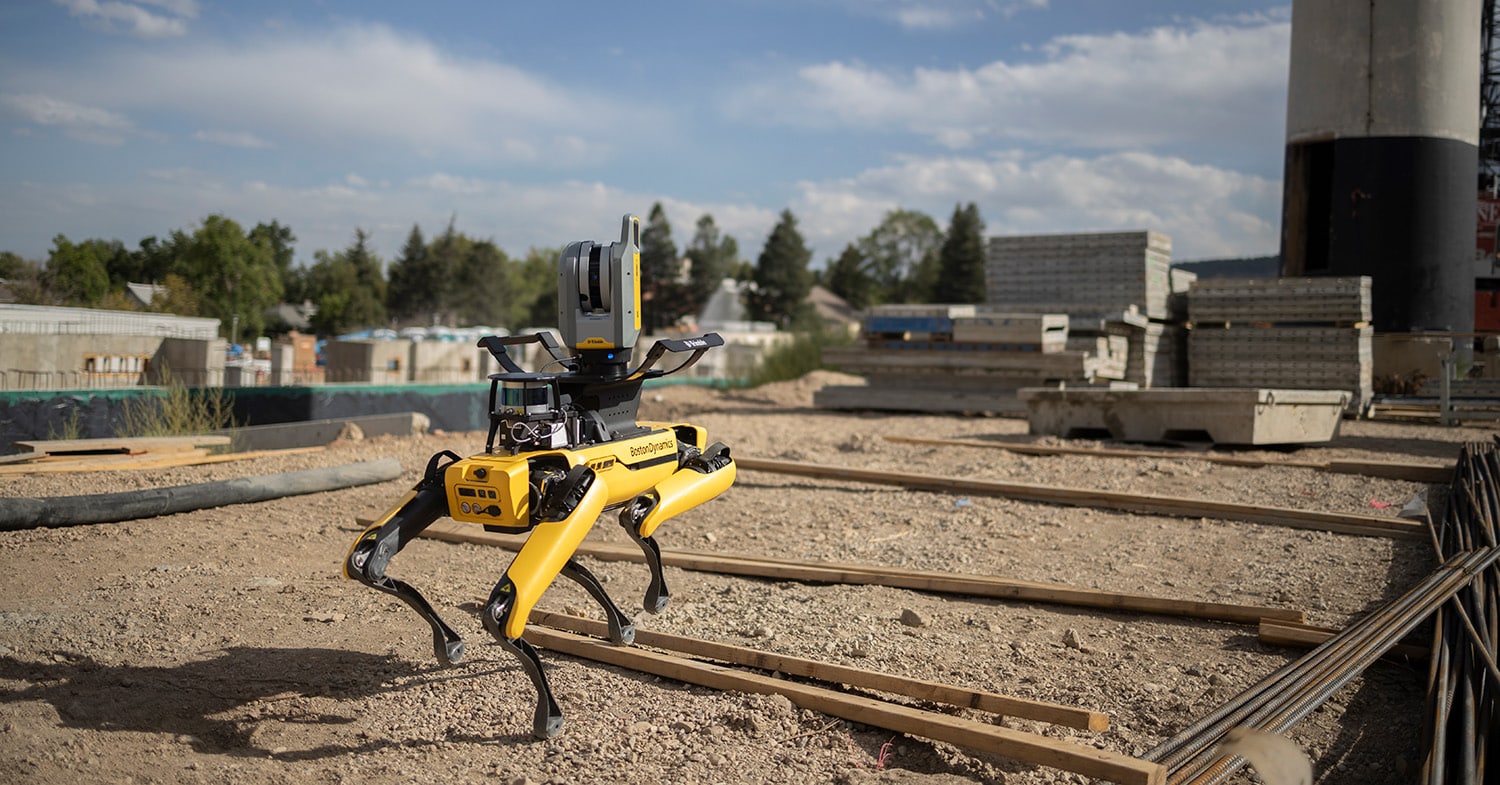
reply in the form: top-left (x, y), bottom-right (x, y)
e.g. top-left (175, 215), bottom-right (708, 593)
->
top-left (525, 625), bottom-right (1165, 785)
top-left (883, 435), bottom-right (1454, 484)
top-left (531, 610), bottom-right (1109, 731)
top-left (422, 520), bottom-right (1305, 625)
top-left (1257, 619), bottom-right (1429, 661)
top-left (734, 457), bottom-right (1425, 540)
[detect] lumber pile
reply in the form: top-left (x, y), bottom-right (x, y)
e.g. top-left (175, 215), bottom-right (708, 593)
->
top-left (525, 621), bottom-right (1165, 784)
top-left (0, 435), bottom-right (324, 475)
top-left (1186, 276), bottom-right (1373, 412)
top-left (1, 435), bottom-right (227, 474)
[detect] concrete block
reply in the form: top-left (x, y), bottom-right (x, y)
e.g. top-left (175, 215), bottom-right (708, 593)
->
top-left (1017, 387), bottom-right (1351, 445)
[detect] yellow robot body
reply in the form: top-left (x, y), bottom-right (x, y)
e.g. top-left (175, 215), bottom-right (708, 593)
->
top-left (443, 423), bottom-right (705, 529)
top-left (341, 214), bottom-right (735, 740)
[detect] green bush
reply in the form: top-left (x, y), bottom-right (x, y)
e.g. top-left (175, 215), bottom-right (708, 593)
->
top-left (747, 326), bottom-right (855, 388)
top-left (120, 369), bottom-right (235, 439)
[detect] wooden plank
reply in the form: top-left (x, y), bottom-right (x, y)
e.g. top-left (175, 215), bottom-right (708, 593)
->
top-left (525, 625), bottom-right (1166, 785)
top-left (1323, 459), bottom-right (1453, 484)
top-left (0, 445), bottom-right (325, 476)
top-left (422, 520), bottom-right (1305, 625)
top-left (884, 435), bottom-right (1454, 483)
top-left (0, 448), bottom-right (212, 473)
top-left (1257, 619), bottom-right (1428, 661)
top-left (735, 457), bottom-right (1425, 540)
top-left (11, 435), bottom-right (232, 455)
top-left (531, 610), bottom-right (1109, 731)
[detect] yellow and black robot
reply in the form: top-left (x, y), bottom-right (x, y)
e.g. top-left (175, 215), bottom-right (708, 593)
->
top-left (343, 214), bottom-right (736, 739)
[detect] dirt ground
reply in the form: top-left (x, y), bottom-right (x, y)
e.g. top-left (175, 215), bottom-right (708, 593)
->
top-left (0, 371), bottom-right (1490, 785)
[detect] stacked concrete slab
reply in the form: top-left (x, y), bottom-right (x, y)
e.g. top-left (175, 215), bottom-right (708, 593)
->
top-left (986, 231), bottom-right (1191, 389)
top-left (816, 304), bottom-right (1098, 413)
top-left (1187, 276), bottom-right (1373, 412)
top-left (986, 231), bottom-right (1175, 319)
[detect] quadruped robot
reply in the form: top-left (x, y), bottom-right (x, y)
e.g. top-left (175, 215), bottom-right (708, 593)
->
top-left (343, 214), bottom-right (736, 738)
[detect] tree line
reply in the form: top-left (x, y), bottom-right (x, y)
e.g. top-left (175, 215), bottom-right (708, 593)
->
top-left (0, 202), bottom-right (988, 341)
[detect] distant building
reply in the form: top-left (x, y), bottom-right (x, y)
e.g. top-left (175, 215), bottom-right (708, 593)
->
top-left (125, 282), bottom-right (168, 309)
top-left (0, 304), bottom-right (224, 390)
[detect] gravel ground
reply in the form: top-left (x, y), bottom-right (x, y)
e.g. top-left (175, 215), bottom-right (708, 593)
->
top-left (0, 371), bottom-right (1490, 785)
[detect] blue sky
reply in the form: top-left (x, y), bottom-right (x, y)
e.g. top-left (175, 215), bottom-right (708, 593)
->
top-left (0, 1), bottom-right (1292, 270)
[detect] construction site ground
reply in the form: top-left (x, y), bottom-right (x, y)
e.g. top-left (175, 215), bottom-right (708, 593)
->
top-left (0, 371), bottom-right (1487, 785)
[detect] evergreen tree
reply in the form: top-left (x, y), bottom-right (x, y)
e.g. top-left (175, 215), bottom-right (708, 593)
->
top-left (386, 223), bottom-right (440, 325)
top-left (683, 214), bottom-right (738, 324)
top-left (638, 202), bottom-right (682, 330)
top-left (44, 234), bottom-right (117, 306)
top-left (746, 209), bottom-right (813, 328)
top-left (933, 203), bottom-right (987, 304)
top-left (823, 243), bottom-right (876, 310)
top-left (449, 238), bottom-right (509, 327)
top-left (515, 246), bottom-right (563, 329)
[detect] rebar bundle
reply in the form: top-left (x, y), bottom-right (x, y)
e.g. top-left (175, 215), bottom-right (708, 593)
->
top-left (1422, 438), bottom-right (1500, 784)
top-left (1143, 439), bottom-right (1500, 785)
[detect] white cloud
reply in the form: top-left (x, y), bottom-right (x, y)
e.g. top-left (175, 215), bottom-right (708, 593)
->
top-left (39, 23), bottom-right (647, 166)
top-left (0, 92), bottom-right (134, 144)
top-left (895, 7), bottom-right (968, 30)
top-left (842, 0), bottom-right (1047, 30)
top-left (789, 149), bottom-right (1280, 261)
top-left (726, 15), bottom-right (1288, 158)
top-left (192, 129), bottom-right (271, 149)
top-left (52, 0), bottom-right (197, 38)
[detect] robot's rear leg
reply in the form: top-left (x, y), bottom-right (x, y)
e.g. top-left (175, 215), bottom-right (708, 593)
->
top-left (344, 452), bottom-right (466, 665)
top-left (559, 558), bottom-right (636, 644)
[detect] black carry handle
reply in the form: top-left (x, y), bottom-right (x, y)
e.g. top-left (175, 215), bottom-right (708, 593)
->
top-left (478, 332), bottom-right (572, 374)
top-left (624, 332), bottom-right (724, 382)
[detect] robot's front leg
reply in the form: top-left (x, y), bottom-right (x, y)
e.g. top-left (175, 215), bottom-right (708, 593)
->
top-left (481, 464), bottom-right (608, 739)
top-left (344, 451), bottom-right (466, 665)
